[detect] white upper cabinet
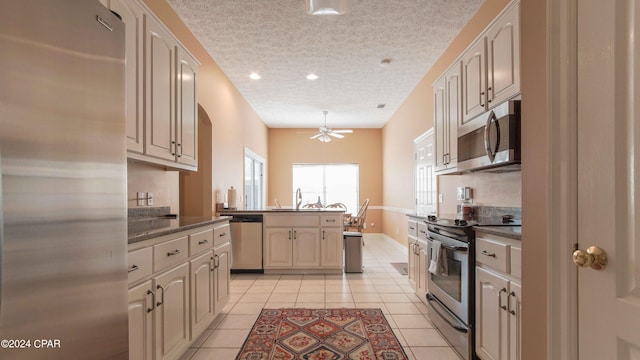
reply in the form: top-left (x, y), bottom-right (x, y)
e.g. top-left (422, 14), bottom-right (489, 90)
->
top-left (486, 2), bottom-right (520, 107)
top-left (462, 1), bottom-right (520, 124)
top-left (107, 0), bottom-right (144, 154)
top-left (104, 0), bottom-right (199, 171)
top-left (434, 62), bottom-right (461, 173)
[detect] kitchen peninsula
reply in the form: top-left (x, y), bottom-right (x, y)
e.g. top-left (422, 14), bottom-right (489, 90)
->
top-left (223, 209), bottom-right (345, 274)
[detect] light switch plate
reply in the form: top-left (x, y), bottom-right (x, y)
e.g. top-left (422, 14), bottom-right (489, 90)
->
top-left (147, 192), bottom-right (153, 206)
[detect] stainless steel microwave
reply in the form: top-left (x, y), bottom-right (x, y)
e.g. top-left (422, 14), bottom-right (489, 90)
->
top-left (457, 99), bottom-right (521, 172)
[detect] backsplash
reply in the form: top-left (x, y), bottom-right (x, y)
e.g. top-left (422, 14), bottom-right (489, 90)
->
top-left (128, 160), bottom-right (179, 212)
top-left (128, 206), bottom-right (171, 219)
top-left (438, 171), bottom-right (521, 214)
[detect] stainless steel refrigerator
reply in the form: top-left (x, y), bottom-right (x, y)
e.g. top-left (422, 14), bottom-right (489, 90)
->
top-left (0, 1), bottom-right (128, 359)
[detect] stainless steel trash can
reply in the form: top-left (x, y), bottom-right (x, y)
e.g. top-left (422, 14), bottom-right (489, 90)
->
top-left (344, 231), bottom-right (363, 273)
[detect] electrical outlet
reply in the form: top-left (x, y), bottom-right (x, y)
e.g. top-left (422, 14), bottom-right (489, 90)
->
top-left (147, 192), bottom-right (153, 206)
top-left (438, 193), bottom-right (444, 203)
top-left (137, 192), bottom-right (146, 206)
top-left (370, 222), bottom-right (374, 228)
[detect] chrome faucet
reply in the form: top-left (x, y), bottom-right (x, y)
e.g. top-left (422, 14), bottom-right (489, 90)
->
top-left (295, 188), bottom-right (302, 210)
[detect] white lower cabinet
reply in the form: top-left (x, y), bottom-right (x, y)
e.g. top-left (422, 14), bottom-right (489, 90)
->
top-left (320, 228), bottom-right (343, 267)
top-left (153, 263), bottom-right (190, 360)
top-left (128, 281), bottom-right (154, 360)
top-left (475, 232), bottom-right (521, 360)
top-left (189, 252), bottom-right (214, 341)
top-left (128, 221), bottom-right (230, 360)
top-left (263, 213), bottom-right (343, 273)
top-left (213, 242), bottom-right (230, 312)
top-left (407, 219), bottom-right (428, 302)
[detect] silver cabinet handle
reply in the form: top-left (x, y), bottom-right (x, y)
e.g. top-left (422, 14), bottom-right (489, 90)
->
top-left (210, 256), bottom-right (215, 272)
top-left (198, 239), bottom-right (209, 245)
top-left (293, 230), bottom-right (297, 240)
top-left (481, 250), bottom-right (496, 258)
top-left (322, 230), bottom-right (325, 240)
top-left (146, 289), bottom-right (155, 313)
top-left (499, 288), bottom-right (507, 311)
top-left (219, 232), bottom-right (227, 237)
top-left (177, 143), bottom-right (182, 158)
top-left (167, 249), bottom-right (181, 256)
top-left (288, 230), bottom-right (292, 240)
top-left (214, 254), bottom-right (220, 269)
top-left (156, 284), bottom-right (165, 307)
top-left (171, 140), bottom-right (176, 156)
top-left (326, 219), bottom-right (336, 223)
top-left (128, 264), bottom-right (139, 273)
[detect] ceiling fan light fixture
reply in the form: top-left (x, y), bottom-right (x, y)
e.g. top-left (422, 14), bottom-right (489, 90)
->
top-left (305, 0), bottom-right (354, 15)
top-left (319, 134), bottom-right (332, 142)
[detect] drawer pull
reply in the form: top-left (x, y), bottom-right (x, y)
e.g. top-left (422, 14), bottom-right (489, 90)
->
top-left (326, 219), bottom-right (336, 223)
top-left (219, 232), bottom-right (227, 237)
top-left (481, 250), bottom-right (496, 258)
top-left (167, 249), bottom-right (181, 256)
top-left (198, 239), bottom-right (209, 245)
top-left (128, 264), bottom-right (139, 273)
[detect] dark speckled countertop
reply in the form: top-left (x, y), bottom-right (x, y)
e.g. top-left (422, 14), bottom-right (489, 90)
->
top-left (473, 225), bottom-right (521, 240)
top-left (127, 207), bottom-right (231, 244)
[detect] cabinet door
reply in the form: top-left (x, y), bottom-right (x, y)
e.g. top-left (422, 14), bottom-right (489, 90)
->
top-left (508, 281), bottom-right (521, 360)
top-left (189, 252), bottom-right (214, 341)
top-left (486, 2), bottom-right (520, 108)
top-left (445, 63), bottom-right (461, 166)
top-left (109, 0), bottom-right (144, 154)
top-left (145, 15), bottom-right (176, 161)
top-left (176, 47), bottom-right (198, 167)
top-left (320, 228), bottom-right (343, 267)
top-left (128, 281), bottom-right (153, 360)
top-left (292, 228), bottom-right (320, 267)
top-left (407, 242), bottom-right (417, 289)
top-left (462, 37), bottom-right (487, 123)
top-left (154, 263), bottom-right (189, 360)
top-left (476, 267), bottom-right (509, 360)
top-left (433, 76), bottom-right (448, 171)
top-left (214, 243), bottom-right (230, 314)
top-left (264, 228), bottom-right (293, 267)
top-left (417, 244), bottom-right (428, 295)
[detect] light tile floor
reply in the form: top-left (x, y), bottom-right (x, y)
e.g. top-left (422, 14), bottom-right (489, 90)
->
top-left (179, 234), bottom-right (460, 360)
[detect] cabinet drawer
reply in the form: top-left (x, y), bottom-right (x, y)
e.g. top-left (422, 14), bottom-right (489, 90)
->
top-left (408, 220), bottom-right (418, 238)
top-left (214, 223), bottom-right (231, 247)
top-left (320, 215), bottom-right (341, 227)
top-left (128, 247), bottom-right (152, 284)
top-left (417, 222), bottom-right (428, 241)
top-left (476, 238), bottom-right (509, 272)
top-left (264, 214), bottom-right (319, 227)
top-left (154, 236), bottom-right (189, 272)
top-left (510, 246), bottom-right (522, 278)
top-left (189, 229), bottom-right (213, 256)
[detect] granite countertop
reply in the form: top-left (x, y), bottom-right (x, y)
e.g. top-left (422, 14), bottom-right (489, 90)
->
top-left (473, 225), bottom-right (522, 240)
top-left (128, 207), bottom-right (231, 244)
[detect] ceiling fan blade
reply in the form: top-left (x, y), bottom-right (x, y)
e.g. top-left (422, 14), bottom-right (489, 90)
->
top-left (310, 133), bottom-right (323, 139)
top-left (328, 132), bottom-right (344, 139)
top-left (331, 129), bottom-right (353, 133)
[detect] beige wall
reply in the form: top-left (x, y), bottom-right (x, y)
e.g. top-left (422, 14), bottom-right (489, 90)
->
top-left (127, 0), bottom-right (269, 216)
top-left (268, 128), bottom-right (382, 233)
top-left (381, 0), bottom-right (512, 244)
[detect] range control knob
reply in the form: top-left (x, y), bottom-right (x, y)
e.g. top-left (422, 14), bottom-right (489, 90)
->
top-left (454, 219), bottom-right (468, 226)
top-left (427, 215), bottom-right (437, 222)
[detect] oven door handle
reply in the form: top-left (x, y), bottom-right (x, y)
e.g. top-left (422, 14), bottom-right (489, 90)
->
top-left (426, 236), bottom-right (468, 253)
top-left (426, 293), bottom-right (468, 333)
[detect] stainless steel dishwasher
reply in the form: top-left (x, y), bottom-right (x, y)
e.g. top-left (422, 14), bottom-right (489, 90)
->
top-left (230, 214), bottom-right (263, 273)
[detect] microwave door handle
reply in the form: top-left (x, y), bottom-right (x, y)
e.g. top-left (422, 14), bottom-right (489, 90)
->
top-left (484, 110), bottom-right (497, 162)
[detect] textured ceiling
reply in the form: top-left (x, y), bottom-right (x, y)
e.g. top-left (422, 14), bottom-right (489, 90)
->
top-left (167, 0), bottom-right (484, 129)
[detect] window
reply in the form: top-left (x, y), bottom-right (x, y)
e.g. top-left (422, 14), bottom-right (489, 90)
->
top-left (292, 164), bottom-right (359, 213)
top-left (244, 148), bottom-right (265, 210)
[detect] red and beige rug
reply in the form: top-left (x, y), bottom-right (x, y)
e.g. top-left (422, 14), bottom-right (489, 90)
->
top-left (236, 308), bottom-right (408, 360)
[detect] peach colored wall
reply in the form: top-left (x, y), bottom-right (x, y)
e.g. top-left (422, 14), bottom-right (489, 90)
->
top-left (381, 0), bottom-right (512, 244)
top-left (520, 0), bottom-right (548, 358)
top-left (127, 0), bottom-right (269, 215)
top-left (268, 128), bottom-right (382, 233)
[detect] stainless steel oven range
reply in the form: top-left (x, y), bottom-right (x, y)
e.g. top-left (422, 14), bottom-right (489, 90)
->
top-left (424, 215), bottom-right (522, 360)
top-left (424, 217), bottom-right (475, 360)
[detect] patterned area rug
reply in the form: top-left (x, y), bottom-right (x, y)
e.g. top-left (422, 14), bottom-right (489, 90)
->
top-left (236, 308), bottom-right (408, 360)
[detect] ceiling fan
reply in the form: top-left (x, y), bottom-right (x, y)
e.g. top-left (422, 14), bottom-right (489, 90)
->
top-left (309, 111), bottom-right (353, 142)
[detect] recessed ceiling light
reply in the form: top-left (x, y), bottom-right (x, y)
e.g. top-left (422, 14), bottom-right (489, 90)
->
top-left (306, 73), bottom-right (319, 80)
top-left (305, 0), bottom-right (354, 15)
top-left (249, 73), bottom-right (261, 80)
